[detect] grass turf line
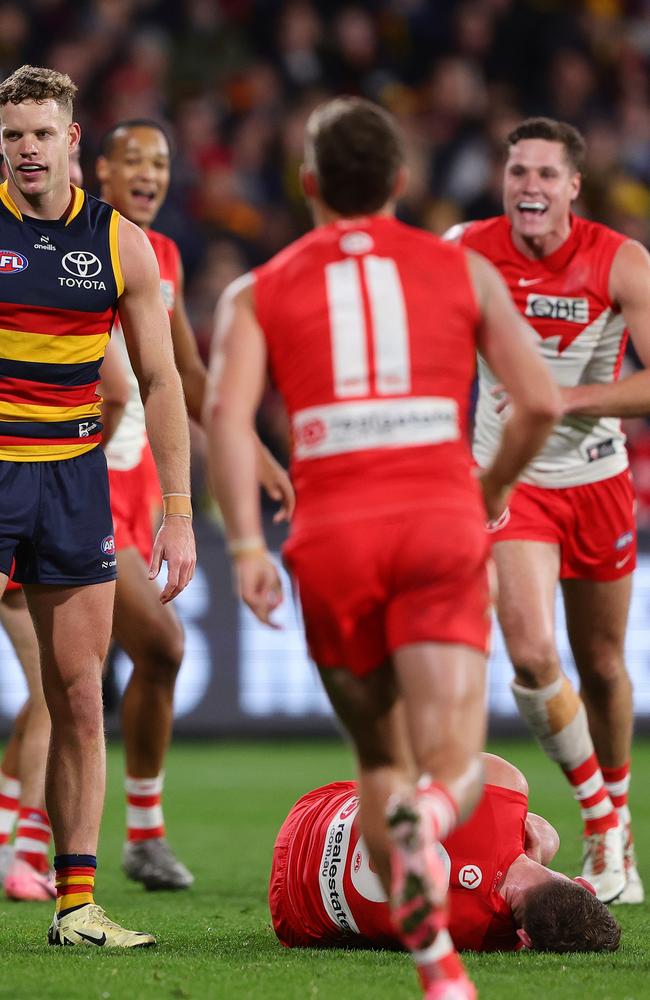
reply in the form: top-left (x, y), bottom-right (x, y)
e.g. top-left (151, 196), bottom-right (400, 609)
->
top-left (0, 739), bottom-right (648, 999)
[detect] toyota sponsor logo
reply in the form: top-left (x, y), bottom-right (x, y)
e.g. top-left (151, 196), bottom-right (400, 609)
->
top-left (339, 231), bottom-right (374, 255)
top-left (0, 250), bottom-right (28, 274)
top-left (62, 250), bottom-right (102, 278)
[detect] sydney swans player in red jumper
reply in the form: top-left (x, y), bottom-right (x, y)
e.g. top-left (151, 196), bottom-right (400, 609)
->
top-left (205, 98), bottom-right (559, 1000)
top-left (270, 754), bottom-right (621, 955)
top-left (451, 118), bottom-right (650, 905)
top-left (96, 119), bottom-right (294, 891)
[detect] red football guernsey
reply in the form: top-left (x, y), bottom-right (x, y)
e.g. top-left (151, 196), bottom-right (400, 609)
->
top-left (269, 780), bottom-right (526, 952)
top-left (461, 214), bottom-right (628, 488)
top-left (254, 216), bottom-right (484, 537)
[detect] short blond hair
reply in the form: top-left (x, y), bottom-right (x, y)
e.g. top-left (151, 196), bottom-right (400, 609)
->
top-left (0, 65), bottom-right (77, 118)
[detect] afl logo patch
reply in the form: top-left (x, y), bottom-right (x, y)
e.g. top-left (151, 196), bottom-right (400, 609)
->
top-left (100, 535), bottom-right (116, 556)
top-left (339, 231), bottom-right (374, 255)
top-left (0, 250), bottom-right (28, 273)
top-left (458, 864), bottom-right (483, 889)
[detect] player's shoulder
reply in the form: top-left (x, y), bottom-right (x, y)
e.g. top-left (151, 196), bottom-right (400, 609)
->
top-left (146, 227), bottom-right (180, 257)
top-left (571, 213), bottom-right (627, 251)
top-left (455, 215), bottom-right (509, 250)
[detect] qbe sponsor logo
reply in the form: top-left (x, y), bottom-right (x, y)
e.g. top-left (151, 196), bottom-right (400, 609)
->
top-left (0, 250), bottom-right (28, 274)
top-left (100, 534), bottom-right (116, 556)
top-left (458, 864), bottom-right (483, 889)
top-left (59, 251), bottom-right (106, 290)
top-left (525, 294), bottom-right (589, 324)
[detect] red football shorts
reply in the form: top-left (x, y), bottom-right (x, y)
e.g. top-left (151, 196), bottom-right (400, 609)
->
top-left (489, 469), bottom-right (637, 581)
top-left (108, 442), bottom-right (161, 563)
top-left (283, 509), bottom-right (492, 677)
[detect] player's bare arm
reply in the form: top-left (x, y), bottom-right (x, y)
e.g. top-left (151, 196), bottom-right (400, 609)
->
top-left (173, 258), bottom-right (294, 521)
top-left (524, 814), bottom-right (560, 865)
top-left (169, 256), bottom-right (207, 423)
top-left (117, 216), bottom-right (196, 603)
top-left (204, 276), bottom-right (282, 626)
top-left (562, 240), bottom-right (650, 416)
top-left (468, 250), bottom-right (561, 518)
top-left (97, 336), bottom-right (130, 447)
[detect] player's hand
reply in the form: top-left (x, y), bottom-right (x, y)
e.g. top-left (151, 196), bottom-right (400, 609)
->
top-left (149, 516), bottom-right (196, 603)
top-left (258, 445), bottom-right (295, 523)
top-left (479, 470), bottom-right (511, 527)
top-left (235, 551), bottom-right (283, 627)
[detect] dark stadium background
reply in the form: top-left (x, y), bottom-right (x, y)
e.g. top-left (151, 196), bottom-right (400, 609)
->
top-left (2, 0), bottom-right (650, 737)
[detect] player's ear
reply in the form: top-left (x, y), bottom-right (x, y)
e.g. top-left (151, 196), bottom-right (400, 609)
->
top-left (96, 156), bottom-right (110, 184)
top-left (573, 875), bottom-right (596, 895)
top-left (516, 928), bottom-right (533, 950)
top-left (393, 164), bottom-right (409, 200)
top-left (300, 165), bottom-right (319, 200)
top-left (570, 170), bottom-right (581, 202)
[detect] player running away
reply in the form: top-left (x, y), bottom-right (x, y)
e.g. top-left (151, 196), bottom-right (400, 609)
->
top-left (448, 117), bottom-right (650, 904)
top-left (205, 97), bottom-right (560, 1000)
top-left (270, 754), bottom-right (621, 954)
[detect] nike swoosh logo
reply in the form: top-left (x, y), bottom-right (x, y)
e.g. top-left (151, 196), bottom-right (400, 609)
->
top-left (77, 931), bottom-right (107, 946)
top-left (518, 277), bottom-right (545, 287)
top-left (615, 553), bottom-right (632, 570)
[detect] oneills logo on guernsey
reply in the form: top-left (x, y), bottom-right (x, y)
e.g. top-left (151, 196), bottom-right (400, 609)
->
top-left (0, 250), bottom-right (28, 273)
top-left (318, 796), bottom-right (360, 934)
top-left (59, 251), bottom-right (106, 291)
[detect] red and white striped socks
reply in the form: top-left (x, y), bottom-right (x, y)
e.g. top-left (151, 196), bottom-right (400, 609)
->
top-left (602, 762), bottom-right (631, 829)
top-left (563, 753), bottom-right (619, 835)
top-left (511, 677), bottom-right (619, 835)
top-left (0, 769), bottom-right (20, 846)
top-left (125, 774), bottom-right (165, 842)
top-left (14, 807), bottom-right (51, 873)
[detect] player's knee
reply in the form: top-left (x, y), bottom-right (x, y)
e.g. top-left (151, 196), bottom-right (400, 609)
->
top-left (48, 673), bottom-right (103, 733)
top-left (511, 644), bottom-right (560, 689)
top-left (581, 651), bottom-right (629, 699)
top-left (138, 618), bottom-right (185, 682)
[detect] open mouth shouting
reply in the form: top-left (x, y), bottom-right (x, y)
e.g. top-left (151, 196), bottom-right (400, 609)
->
top-left (516, 201), bottom-right (548, 216)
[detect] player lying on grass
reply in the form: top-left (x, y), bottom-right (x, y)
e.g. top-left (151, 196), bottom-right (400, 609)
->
top-left (270, 753), bottom-right (621, 954)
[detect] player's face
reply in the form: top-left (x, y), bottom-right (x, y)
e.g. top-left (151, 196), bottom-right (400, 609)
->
top-left (0, 99), bottom-right (78, 200)
top-left (97, 126), bottom-right (170, 227)
top-left (503, 139), bottom-right (580, 240)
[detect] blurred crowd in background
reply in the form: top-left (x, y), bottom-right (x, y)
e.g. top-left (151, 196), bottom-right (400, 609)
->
top-left (3, 0), bottom-right (650, 522)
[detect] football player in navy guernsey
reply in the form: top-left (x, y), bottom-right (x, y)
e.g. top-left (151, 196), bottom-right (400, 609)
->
top-left (0, 64), bottom-right (195, 947)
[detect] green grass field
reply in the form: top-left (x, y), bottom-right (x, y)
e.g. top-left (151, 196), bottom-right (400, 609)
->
top-left (1, 738), bottom-right (649, 1000)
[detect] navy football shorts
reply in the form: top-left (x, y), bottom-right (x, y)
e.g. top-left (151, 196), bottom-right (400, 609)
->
top-left (0, 447), bottom-right (117, 586)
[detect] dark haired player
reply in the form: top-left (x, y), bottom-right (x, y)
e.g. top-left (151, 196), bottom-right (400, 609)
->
top-left (448, 117), bottom-right (650, 905)
top-left (270, 754), bottom-right (621, 955)
top-left (205, 96), bottom-right (560, 1000)
top-left (0, 64), bottom-right (196, 946)
top-left (96, 120), bottom-right (294, 890)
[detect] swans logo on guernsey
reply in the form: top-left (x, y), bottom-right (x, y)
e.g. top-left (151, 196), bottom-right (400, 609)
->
top-left (293, 397), bottom-right (459, 460)
top-left (339, 231), bottom-right (374, 255)
top-left (0, 250), bottom-right (28, 273)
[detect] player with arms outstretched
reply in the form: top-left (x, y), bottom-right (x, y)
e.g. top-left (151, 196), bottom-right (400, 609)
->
top-left (451, 118), bottom-right (650, 904)
top-left (205, 97), bottom-right (560, 999)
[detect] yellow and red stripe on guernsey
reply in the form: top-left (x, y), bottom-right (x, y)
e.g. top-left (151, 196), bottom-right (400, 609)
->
top-left (0, 180), bottom-right (124, 460)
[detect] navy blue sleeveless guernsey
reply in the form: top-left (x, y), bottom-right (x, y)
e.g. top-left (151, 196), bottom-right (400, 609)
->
top-left (0, 180), bottom-right (123, 461)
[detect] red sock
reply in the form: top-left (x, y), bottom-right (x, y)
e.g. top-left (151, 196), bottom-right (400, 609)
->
top-left (601, 762), bottom-right (631, 828)
top-left (563, 753), bottom-right (619, 835)
top-left (14, 807), bottom-right (51, 873)
top-left (0, 769), bottom-right (20, 845)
